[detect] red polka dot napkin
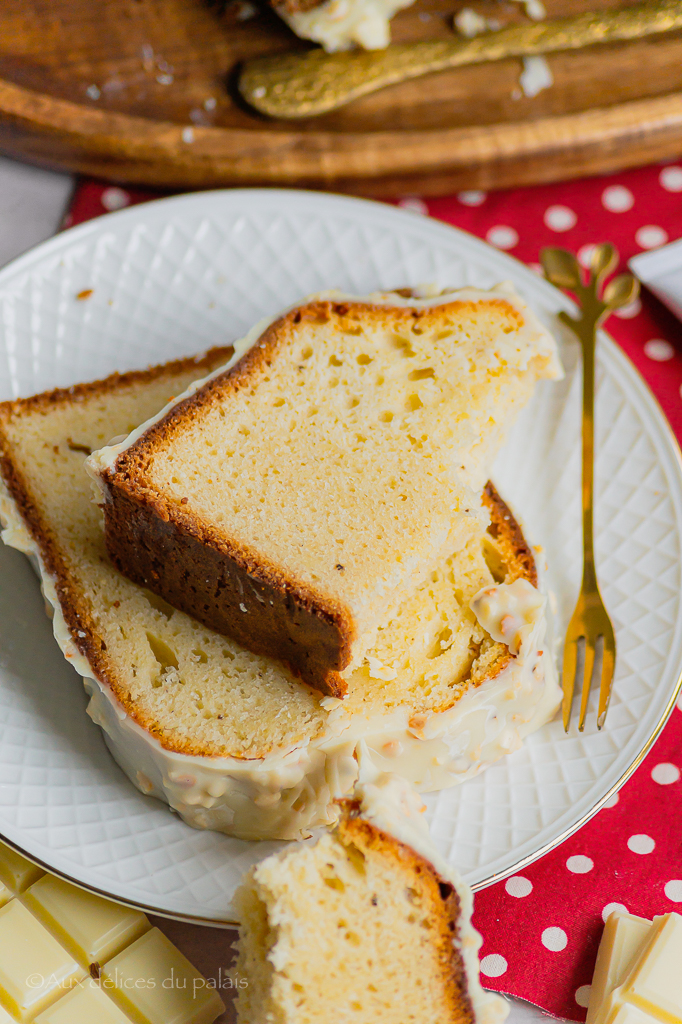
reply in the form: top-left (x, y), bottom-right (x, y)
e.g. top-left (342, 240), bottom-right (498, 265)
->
top-left (65, 163), bottom-right (682, 1020)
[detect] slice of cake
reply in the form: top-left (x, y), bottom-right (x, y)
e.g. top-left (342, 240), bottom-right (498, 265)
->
top-left (0, 349), bottom-right (560, 842)
top-left (87, 287), bottom-right (561, 697)
top-left (233, 757), bottom-right (508, 1023)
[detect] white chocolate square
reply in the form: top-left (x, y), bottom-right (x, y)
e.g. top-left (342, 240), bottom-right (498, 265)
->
top-left (588, 912), bottom-right (653, 1024)
top-left (34, 978), bottom-right (133, 1024)
top-left (0, 844), bottom-right (43, 893)
top-left (0, 881), bottom-right (12, 909)
top-left (610, 1005), bottom-right (659, 1024)
top-left (0, 901), bottom-right (85, 1021)
top-left (25, 875), bottom-right (149, 966)
top-left (103, 927), bottom-right (225, 1024)
top-left (625, 913), bottom-right (682, 1021)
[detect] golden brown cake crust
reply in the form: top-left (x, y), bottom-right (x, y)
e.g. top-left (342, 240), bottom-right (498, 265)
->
top-left (336, 798), bottom-right (476, 1024)
top-left (99, 298), bottom-right (526, 698)
top-left (0, 348), bottom-right (235, 753)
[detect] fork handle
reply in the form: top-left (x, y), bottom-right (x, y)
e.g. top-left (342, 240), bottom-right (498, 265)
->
top-left (581, 326), bottom-right (598, 590)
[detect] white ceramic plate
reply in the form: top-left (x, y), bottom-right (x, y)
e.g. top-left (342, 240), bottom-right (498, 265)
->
top-left (0, 190), bottom-right (680, 924)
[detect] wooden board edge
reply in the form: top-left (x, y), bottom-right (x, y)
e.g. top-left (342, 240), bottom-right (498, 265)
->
top-left (1, 77), bottom-right (682, 193)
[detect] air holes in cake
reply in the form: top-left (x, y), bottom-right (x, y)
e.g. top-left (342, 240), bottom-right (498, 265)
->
top-left (329, 354), bottom-right (342, 367)
top-left (428, 626), bottom-right (453, 659)
top-left (345, 932), bottom-right (361, 947)
top-left (406, 886), bottom-right (421, 905)
top-left (301, 346), bottom-right (313, 360)
top-left (146, 632), bottom-right (179, 671)
top-left (344, 843), bottom-right (366, 876)
top-left (348, 397), bottom-right (360, 409)
top-left (356, 353), bottom-right (372, 365)
top-left (191, 647), bottom-right (208, 664)
top-left (273, 398), bottom-right (285, 407)
top-left (408, 367), bottom-right (435, 381)
top-left (439, 882), bottom-right (453, 902)
top-left (406, 393), bottom-right (423, 412)
top-left (143, 590), bottom-right (175, 619)
top-left (323, 873), bottom-right (345, 892)
top-left (391, 335), bottom-right (416, 358)
top-left (308, 407), bottom-right (318, 418)
top-left (375, 374), bottom-right (385, 386)
top-left (379, 411), bottom-right (394, 423)
top-left (483, 539), bottom-right (508, 583)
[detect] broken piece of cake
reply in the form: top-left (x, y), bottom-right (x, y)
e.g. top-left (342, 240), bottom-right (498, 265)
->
top-left (87, 287), bottom-right (561, 698)
top-left (233, 755), bottom-right (508, 1023)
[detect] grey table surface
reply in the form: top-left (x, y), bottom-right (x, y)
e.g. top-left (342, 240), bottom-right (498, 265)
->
top-left (0, 153), bottom-right (560, 1024)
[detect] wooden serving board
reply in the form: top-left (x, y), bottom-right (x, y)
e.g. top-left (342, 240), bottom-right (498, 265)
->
top-left (1, 0), bottom-right (681, 197)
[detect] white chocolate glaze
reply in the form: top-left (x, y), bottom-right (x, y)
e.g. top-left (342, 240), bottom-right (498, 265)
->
top-left (470, 578), bottom-right (546, 660)
top-left (278, 0), bottom-right (415, 51)
top-left (354, 749), bottom-right (509, 1024)
top-left (1, 475), bottom-right (560, 841)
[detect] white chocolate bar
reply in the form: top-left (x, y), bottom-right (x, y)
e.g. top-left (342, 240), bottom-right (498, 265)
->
top-left (587, 912), bottom-right (653, 1024)
top-left (588, 911), bottom-right (682, 1024)
top-left (0, 841), bottom-right (225, 1024)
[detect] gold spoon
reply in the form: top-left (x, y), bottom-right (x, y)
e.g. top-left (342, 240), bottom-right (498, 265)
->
top-left (541, 243), bottom-right (638, 731)
top-left (240, 0), bottom-right (682, 118)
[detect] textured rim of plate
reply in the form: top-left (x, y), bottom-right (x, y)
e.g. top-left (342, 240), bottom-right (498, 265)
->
top-left (0, 188), bottom-right (680, 925)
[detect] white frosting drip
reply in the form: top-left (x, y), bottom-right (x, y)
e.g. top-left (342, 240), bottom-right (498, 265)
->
top-left (470, 578), bottom-right (546, 661)
top-left (354, 749), bottom-right (509, 1024)
top-left (279, 0), bottom-right (415, 51)
top-left (0, 474), bottom-right (560, 840)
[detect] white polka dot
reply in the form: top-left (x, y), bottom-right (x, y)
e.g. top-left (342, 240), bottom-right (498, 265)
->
top-left (664, 879), bottom-right (682, 902)
top-left (628, 834), bottom-right (655, 854)
top-left (602, 902), bottom-right (628, 922)
top-left (660, 166), bottom-right (682, 192)
top-left (181, 126), bottom-right (194, 143)
top-left (101, 187), bottom-right (130, 212)
top-left (541, 926), bottom-right (568, 951)
top-left (644, 339), bottom-right (674, 361)
top-left (398, 197), bottom-right (428, 215)
top-left (566, 855), bottom-right (594, 874)
top-left (577, 243), bottom-right (598, 268)
top-left (602, 185), bottom-right (634, 212)
top-left (480, 954), bottom-right (508, 977)
top-left (487, 225), bottom-right (519, 250)
top-left (458, 190), bottom-right (486, 206)
top-left (575, 985), bottom-right (592, 1008)
top-left (614, 297), bottom-right (642, 319)
top-left (636, 225), bottom-right (669, 250)
top-left (651, 762), bottom-right (680, 785)
top-left (544, 205), bottom-right (577, 232)
top-left (505, 875), bottom-right (533, 897)
top-left (602, 792), bottom-right (620, 808)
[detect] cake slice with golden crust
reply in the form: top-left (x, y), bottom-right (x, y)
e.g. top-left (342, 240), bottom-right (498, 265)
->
top-left (88, 287), bottom-right (560, 697)
top-left (233, 760), bottom-right (508, 1024)
top-left (0, 349), bottom-right (560, 842)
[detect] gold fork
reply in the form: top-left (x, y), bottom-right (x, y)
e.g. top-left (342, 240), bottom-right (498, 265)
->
top-left (540, 244), bottom-right (639, 732)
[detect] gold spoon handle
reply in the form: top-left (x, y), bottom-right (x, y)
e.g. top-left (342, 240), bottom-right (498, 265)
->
top-left (240, 0), bottom-right (682, 118)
